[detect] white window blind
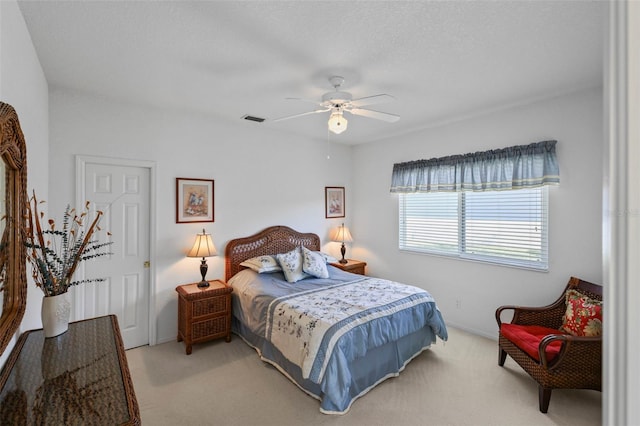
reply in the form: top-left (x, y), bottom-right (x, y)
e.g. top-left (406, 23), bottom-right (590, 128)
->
top-left (399, 187), bottom-right (548, 270)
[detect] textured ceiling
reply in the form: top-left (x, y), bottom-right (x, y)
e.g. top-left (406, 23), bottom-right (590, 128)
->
top-left (18, 1), bottom-right (604, 145)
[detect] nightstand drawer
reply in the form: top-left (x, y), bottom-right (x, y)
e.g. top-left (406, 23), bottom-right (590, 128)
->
top-left (193, 296), bottom-right (227, 318)
top-left (192, 316), bottom-right (229, 341)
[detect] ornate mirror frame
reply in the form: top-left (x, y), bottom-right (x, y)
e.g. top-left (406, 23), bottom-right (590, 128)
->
top-left (0, 102), bottom-right (27, 356)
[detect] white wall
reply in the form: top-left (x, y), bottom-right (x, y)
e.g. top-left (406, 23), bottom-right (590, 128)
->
top-left (48, 89), bottom-right (353, 344)
top-left (351, 88), bottom-right (603, 339)
top-left (0, 0), bottom-right (49, 363)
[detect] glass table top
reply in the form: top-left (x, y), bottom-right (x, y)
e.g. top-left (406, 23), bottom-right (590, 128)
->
top-left (0, 315), bottom-right (139, 425)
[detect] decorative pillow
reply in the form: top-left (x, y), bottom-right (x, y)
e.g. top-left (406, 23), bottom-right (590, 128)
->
top-left (276, 247), bottom-right (309, 283)
top-left (301, 246), bottom-right (329, 278)
top-left (239, 255), bottom-right (281, 273)
top-left (560, 289), bottom-right (602, 337)
top-left (315, 251), bottom-right (338, 264)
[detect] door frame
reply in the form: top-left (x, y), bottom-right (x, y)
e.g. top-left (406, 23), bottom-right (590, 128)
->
top-left (604, 2), bottom-right (640, 423)
top-left (75, 155), bottom-right (157, 346)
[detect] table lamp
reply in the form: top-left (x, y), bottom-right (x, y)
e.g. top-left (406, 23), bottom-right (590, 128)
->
top-left (331, 223), bottom-right (353, 264)
top-left (187, 229), bottom-right (217, 288)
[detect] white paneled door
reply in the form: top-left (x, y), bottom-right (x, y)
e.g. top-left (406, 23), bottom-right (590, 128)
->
top-left (76, 159), bottom-right (151, 349)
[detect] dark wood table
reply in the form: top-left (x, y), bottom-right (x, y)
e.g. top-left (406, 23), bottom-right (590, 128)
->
top-left (0, 315), bottom-right (140, 425)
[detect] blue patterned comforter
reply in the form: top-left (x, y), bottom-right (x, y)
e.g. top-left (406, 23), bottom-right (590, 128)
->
top-left (230, 266), bottom-right (447, 414)
top-left (266, 277), bottom-right (443, 383)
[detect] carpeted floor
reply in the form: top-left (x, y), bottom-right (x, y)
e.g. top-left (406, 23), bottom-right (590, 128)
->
top-left (125, 326), bottom-right (601, 425)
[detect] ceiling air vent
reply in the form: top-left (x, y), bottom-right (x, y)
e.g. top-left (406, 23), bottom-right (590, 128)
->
top-left (242, 115), bottom-right (266, 123)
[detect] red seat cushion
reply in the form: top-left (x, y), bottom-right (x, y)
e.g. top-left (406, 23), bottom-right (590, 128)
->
top-left (501, 324), bottom-right (567, 362)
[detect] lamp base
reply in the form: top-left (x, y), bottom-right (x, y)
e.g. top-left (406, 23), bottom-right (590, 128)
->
top-left (339, 242), bottom-right (348, 264)
top-left (197, 258), bottom-right (209, 288)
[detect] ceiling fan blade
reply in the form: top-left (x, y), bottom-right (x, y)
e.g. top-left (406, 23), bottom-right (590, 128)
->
top-left (350, 94), bottom-right (396, 107)
top-left (348, 108), bottom-right (400, 123)
top-left (271, 108), bottom-right (330, 122)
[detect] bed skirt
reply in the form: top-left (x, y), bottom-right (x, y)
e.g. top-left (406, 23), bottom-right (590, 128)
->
top-left (232, 317), bottom-right (438, 414)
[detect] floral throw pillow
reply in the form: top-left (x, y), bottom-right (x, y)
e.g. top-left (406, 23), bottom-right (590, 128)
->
top-left (276, 247), bottom-right (309, 283)
top-left (560, 289), bottom-right (602, 337)
top-left (301, 246), bottom-right (329, 279)
top-left (239, 255), bottom-right (281, 273)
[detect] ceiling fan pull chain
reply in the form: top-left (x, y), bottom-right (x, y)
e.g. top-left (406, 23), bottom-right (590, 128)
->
top-left (326, 127), bottom-right (331, 160)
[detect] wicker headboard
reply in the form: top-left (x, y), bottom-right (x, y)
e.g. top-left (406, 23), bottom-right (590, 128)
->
top-left (225, 226), bottom-right (321, 281)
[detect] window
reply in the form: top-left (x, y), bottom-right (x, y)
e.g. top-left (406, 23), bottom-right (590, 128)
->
top-left (399, 187), bottom-right (548, 270)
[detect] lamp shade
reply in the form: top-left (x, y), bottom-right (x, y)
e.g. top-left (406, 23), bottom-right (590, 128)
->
top-left (331, 224), bottom-right (353, 243)
top-left (328, 111), bottom-right (348, 134)
top-left (187, 229), bottom-right (217, 258)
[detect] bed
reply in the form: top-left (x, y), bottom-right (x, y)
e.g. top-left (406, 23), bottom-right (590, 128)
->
top-left (225, 225), bottom-right (448, 414)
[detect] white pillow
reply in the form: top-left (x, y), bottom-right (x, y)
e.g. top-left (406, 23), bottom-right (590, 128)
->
top-left (301, 246), bottom-right (329, 278)
top-left (240, 255), bottom-right (282, 273)
top-left (276, 247), bottom-right (309, 283)
top-left (315, 251), bottom-right (338, 264)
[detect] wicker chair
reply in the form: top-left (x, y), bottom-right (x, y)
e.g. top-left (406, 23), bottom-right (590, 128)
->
top-left (495, 277), bottom-right (602, 413)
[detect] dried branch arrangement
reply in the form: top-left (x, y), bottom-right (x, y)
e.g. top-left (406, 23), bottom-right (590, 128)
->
top-left (24, 192), bottom-right (112, 296)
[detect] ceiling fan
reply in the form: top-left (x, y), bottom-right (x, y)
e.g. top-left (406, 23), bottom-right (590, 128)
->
top-left (272, 76), bottom-right (400, 134)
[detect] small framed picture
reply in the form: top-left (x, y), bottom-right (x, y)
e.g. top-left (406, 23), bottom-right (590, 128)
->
top-left (325, 186), bottom-right (345, 218)
top-left (176, 178), bottom-right (214, 223)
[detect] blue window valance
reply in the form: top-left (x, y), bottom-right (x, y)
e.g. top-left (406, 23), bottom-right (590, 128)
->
top-left (390, 140), bottom-right (559, 193)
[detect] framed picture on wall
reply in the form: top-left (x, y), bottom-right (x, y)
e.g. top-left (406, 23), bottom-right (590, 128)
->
top-left (176, 178), bottom-right (214, 223)
top-left (325, 186), bottom-right (345, 218)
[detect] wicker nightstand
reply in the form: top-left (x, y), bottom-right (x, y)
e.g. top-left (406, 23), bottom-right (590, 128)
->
top-left (176, 279), bottom-right (232, 355)
top-left (330, 259), bottom-right (367, 275)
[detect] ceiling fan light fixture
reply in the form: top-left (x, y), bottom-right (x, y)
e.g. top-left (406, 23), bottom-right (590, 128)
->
top-left (328, 111), bottom-right (348, 134)
top-left (273, 76), bottom-right (398, 133)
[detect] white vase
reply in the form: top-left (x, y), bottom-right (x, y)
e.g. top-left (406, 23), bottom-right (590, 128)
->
top-left (41, 293), bottom-right (71, 338)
